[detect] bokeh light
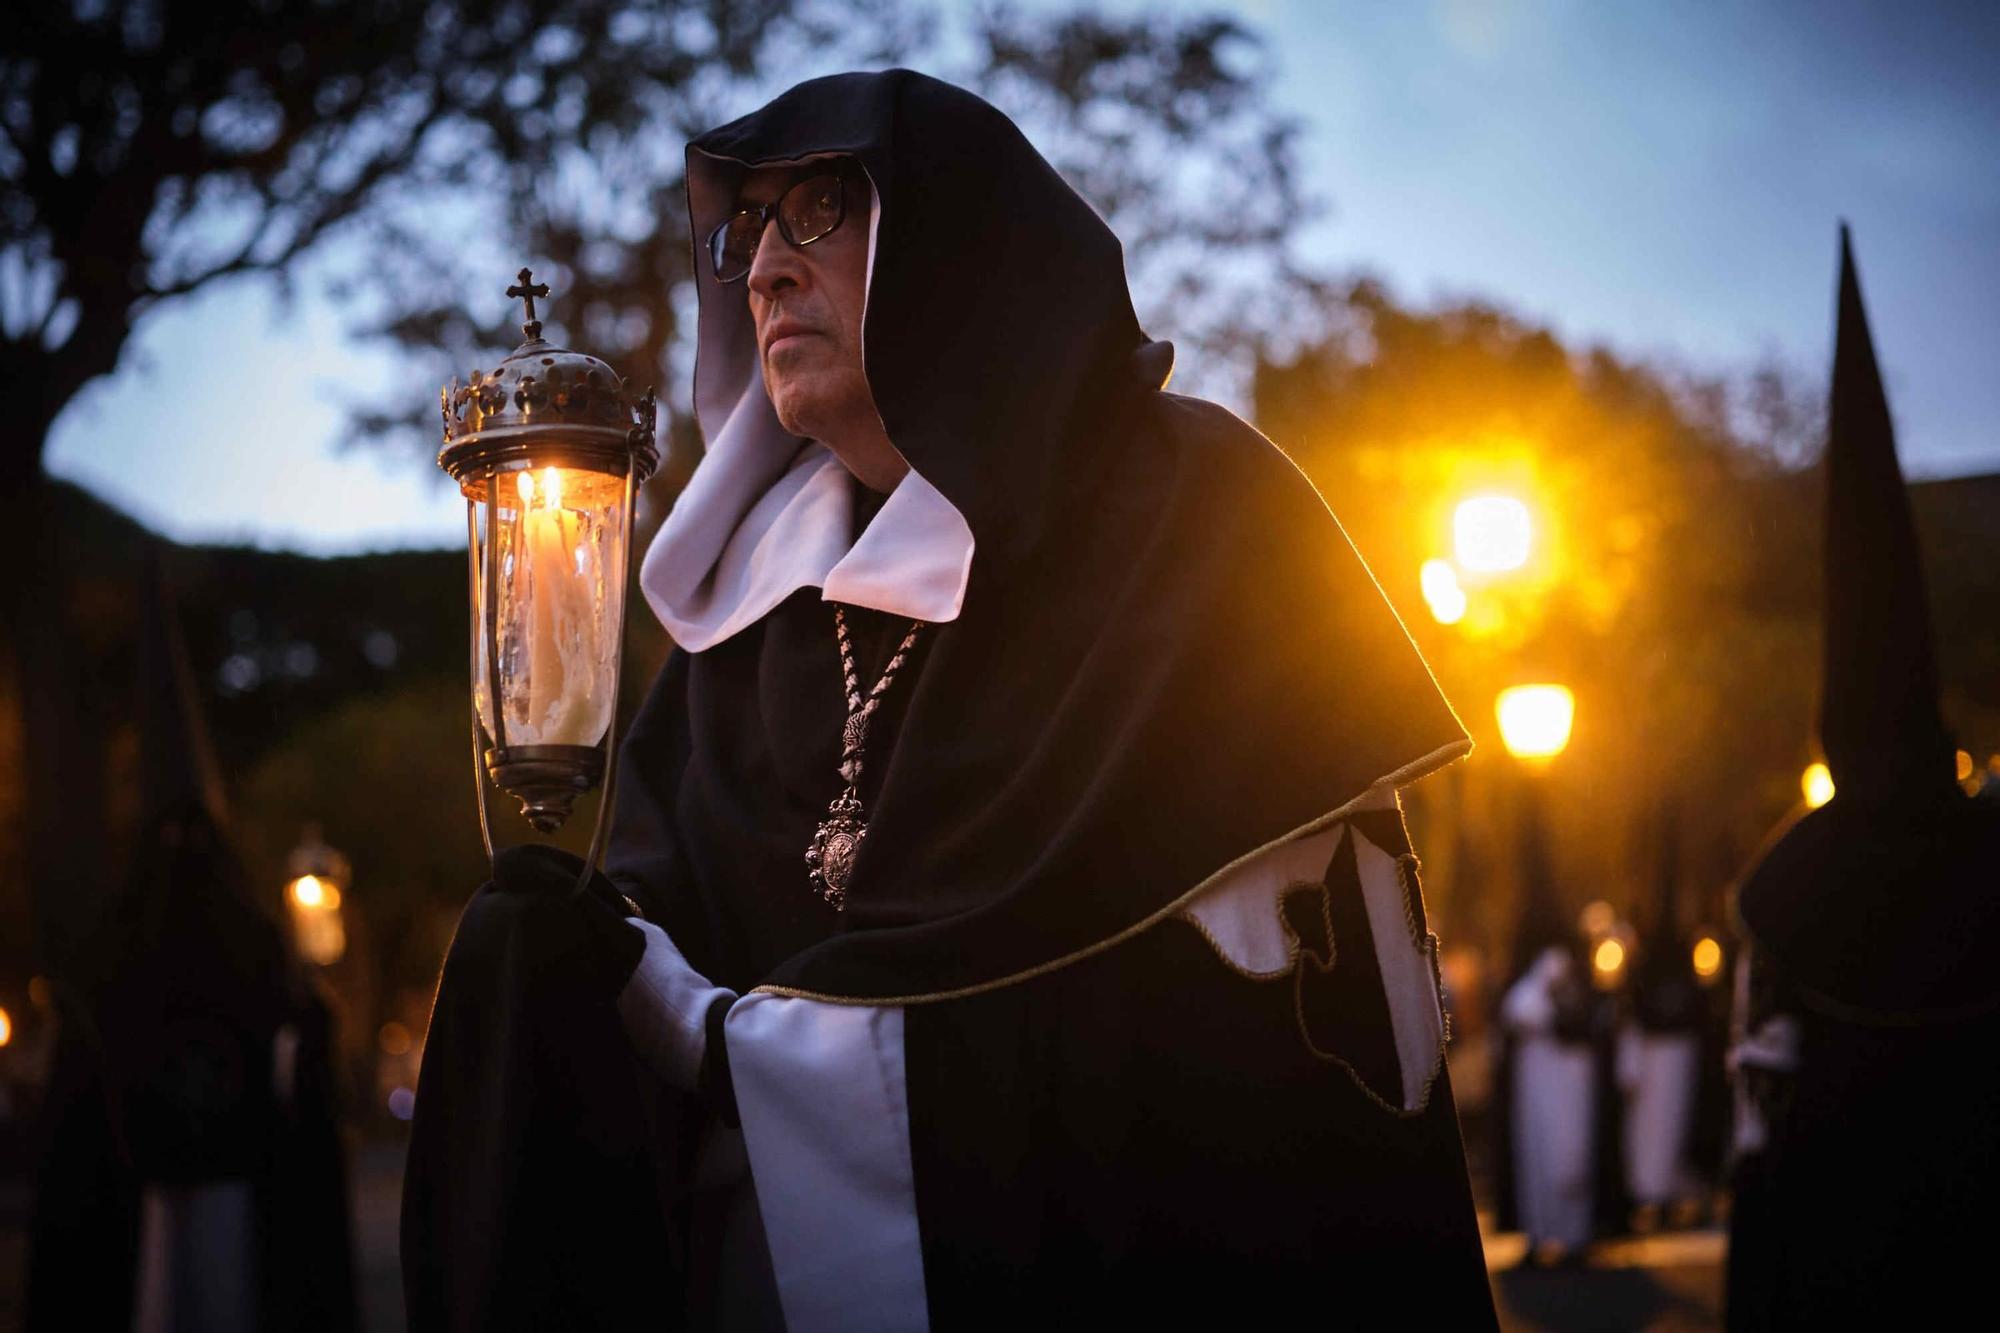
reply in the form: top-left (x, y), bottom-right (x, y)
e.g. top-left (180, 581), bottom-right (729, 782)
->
top-left (0, 1006), bottom-right (11, 1048)
top-left (1802, 762), bottom-right (1835, 808)
top-left (1454, 495), bottom-right (1533, 574)
top-left (1496, 684), bottom-right (1575, 760)
top-left (1420, 558), bottom-right (1468, 624)
top-left (1692, 936), bottom-right (1724, 980)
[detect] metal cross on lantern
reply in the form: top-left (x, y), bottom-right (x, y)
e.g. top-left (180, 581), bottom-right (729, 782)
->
top-left (437, 269), bottom-right (658, 880)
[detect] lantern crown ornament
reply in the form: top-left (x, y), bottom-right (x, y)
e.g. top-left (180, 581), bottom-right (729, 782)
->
top-left (439, 269), bottom-right (658, 878)
top-left (440, 268), bottom-right (660, 487)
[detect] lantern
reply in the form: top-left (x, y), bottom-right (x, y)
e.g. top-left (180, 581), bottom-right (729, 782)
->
top-left (286, 823), bottom-right (351, 966)
top-left (439, 270), bottom-right (657, 873)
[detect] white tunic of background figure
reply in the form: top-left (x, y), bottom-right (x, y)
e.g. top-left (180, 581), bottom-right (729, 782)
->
top-left (1500, 947), bottom-right (1598, 1253)
top-left (1618, 1024), bottom-right (1701, 1210)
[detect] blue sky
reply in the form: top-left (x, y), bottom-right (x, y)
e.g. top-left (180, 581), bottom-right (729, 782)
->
top-left (46, 0), bottom-right (2000, 554)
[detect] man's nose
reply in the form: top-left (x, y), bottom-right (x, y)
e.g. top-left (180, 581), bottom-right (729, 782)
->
top-left (746, 218), bottom-right (805, 299)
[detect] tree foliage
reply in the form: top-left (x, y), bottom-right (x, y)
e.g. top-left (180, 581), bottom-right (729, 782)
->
top-left (1255, 279), bottom-right (1826, 946)
top-left (2, 0), bottom-right (1308, 498)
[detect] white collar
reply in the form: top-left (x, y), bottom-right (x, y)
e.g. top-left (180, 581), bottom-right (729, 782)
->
top-left (642, 444), bottom-right (972, 652)
top-left (641, 158), bottom-right (975, 653)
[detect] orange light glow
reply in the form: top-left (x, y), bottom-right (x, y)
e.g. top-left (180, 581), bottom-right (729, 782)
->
top-left (1692, 936), bottom-right (1724, 980)
top-left (1593, 938), bottom-right (1626, 977)
top-left (0, 1006), bottom-right (11, 1047)
top-left (1956, 750), bottom-right (1974, 782)
top-left (292, 874), bottom-right (325, 908)
top-left (1802, 763), bottom-right (1835, 809)
top-left (1420, 558), bottom-right (1468, 624)
top-left (379, 1021), bottom-right (414, 1057)
top-left (1496, 684), bottom-right (1575, 760)
top-left (1454, 495), bottom-right (1533, 574)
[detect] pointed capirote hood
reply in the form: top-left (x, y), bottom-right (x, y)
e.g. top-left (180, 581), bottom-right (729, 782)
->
top-left (1641, 798), bottom-right (1684, 958)
top-left (1507, 787), bottom-right (1571, 985)
top-left (1818, 225), bottom-right (1955, 807)
top-left (1734, 229), bottom-right (2000, 1025)
top-left (1633, 799), bottom-right (1702, 1028)
top-left (138, 543), bottom-right (229, 828)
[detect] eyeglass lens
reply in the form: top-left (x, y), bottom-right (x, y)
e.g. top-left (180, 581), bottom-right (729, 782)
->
top-left (710, 172), bottom-right (847, 282)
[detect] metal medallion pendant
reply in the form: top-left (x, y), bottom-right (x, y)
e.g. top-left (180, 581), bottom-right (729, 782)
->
top-left (806, 788), bottom-right (867, 910)
top-left (807, 608), bottom-right (926, 912)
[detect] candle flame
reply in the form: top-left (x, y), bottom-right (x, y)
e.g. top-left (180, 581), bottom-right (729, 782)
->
top-left (516, 470), bottom-right (535, 504)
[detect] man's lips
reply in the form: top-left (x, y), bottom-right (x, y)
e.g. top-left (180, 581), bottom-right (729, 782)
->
top-left (763, 321), bottom-right (819, 355)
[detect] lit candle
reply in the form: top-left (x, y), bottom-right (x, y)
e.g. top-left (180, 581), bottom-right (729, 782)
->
top-left (512, 467), bottom-right (608, 745)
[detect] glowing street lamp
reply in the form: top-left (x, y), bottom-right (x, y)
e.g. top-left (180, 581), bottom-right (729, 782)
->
top-left (1496, 684), bottom-right (1575, 762)
top-left (1801, 762), bottom-right (1835, 809)
top-left (1419, 558), bottom-right (1467, 625)
top-left (439, 270), bottom-right (658, 873)
top-left (286, 824), bottom-right (350, 967)
top-left (1454, 495), bottom-right (1532, 575)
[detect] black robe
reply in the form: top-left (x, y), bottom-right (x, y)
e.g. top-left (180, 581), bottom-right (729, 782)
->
top-left (1726, 230), bottom-right (2000, 1329)
top-left (405, 68), bottom-right (1494, 1329)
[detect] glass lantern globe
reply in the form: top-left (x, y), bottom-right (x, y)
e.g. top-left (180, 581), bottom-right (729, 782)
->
top-left (438, 270), bottom-right (657, 865)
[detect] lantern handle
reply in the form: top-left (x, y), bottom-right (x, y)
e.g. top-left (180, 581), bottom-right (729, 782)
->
top-left (576, 460), bottom-right (639, 896)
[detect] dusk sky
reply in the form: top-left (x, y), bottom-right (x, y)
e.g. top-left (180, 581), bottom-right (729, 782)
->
top-left (45, 0), bottom-right (2000, 554)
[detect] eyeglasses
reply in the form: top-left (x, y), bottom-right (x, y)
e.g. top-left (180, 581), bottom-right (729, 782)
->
top-left (708, 169), bottom-right (854, 284)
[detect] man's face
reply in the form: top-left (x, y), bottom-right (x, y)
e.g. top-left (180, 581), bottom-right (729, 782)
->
top-left (738, 162), bottom-right (878, 454)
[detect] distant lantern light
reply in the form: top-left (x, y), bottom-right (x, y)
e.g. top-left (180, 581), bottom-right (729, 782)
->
top-left (1496, 684), bottom-right (1575, 761)
top-left (1692, 935), bottom-right (1724, 982)
top-left (1955, 750), bottom-right (1974, 782)
top-left (1420, 559), bottom-right (1468, 625)
top-left (285, 825), bottom-right (350, 966)
top-left (1591, 937), bottom-right (1627, 988)
top-left (0, 1006), bottom-right (11, 1047)
top-left (1454, 495), bottom-right (1533, 574)
top-left (1802, 762), bottom-right (1835, 809)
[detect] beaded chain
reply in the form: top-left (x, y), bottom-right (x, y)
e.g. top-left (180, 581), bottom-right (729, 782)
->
top-left (805, 606), bottom-right (926, 909)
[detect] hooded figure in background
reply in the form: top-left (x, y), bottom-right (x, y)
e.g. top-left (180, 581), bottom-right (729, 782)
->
top-left (1726, 229), bottom-right (2000, 1330)
top-left (27, 553), bottom-right (355, 1333)
top-left (1617, 804), bottom-right (1708, 1226)
top-left (1490, 784), bottom-right (1617, 1262)
top-left (405, 70), bottom-right (1495, 1330)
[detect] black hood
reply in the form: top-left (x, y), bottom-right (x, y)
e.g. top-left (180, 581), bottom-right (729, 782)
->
top-left (686, 69), bottom-right (1153, 567)
top-left (612, 72), bottom-right (1467, 1001)
top-left (1736, 227), bottom-right (2000, 1025)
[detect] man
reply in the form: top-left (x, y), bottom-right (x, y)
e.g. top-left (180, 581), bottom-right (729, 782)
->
top-left (1726, 230), bottom-right (2000, 1329)
top-left (405, 70), bottom-right (1496, 1330)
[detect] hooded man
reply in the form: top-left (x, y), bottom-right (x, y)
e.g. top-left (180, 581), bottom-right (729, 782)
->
top-left (404, 70), bottom-right (1496, 1330)
top-left (1726, 229), bottom-right (2000, 1330)
top-left (1616, 804), bottom-right (1710, 1229)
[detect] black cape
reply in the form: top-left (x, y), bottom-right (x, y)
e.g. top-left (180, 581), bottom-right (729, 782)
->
top-left (406, 69), bottom-right (1493, 1328)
